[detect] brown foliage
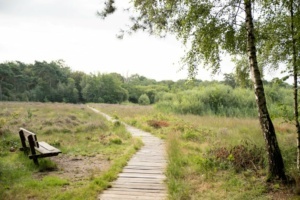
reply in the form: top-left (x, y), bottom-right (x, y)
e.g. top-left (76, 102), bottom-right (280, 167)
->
top-left (213, 143), bottom-right (264, 172)
top-left (147, 120), bottom-right (169, 129)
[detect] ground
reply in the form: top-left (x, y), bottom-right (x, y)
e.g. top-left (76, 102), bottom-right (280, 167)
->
top-left (33, 154), bottom-right (111, 183)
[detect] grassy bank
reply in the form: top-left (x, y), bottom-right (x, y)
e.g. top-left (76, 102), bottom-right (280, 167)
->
top-left (92, 103), bottom-right (297, 199)
top-left (0, 102), bottom-right (142, 200)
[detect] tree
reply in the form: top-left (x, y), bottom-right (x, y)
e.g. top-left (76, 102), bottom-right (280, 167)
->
top-left (81, 74), bottom-right (102, 102)
top-left (100, 0), bottom-right (286, 180)
top-left (56, 78), bottom-right (79, 103)
top-left (0, 63), bottom-right (14, 101)
top-left (71, 71), bottom-right (86, 102)
top-left (259, 0), bottom-right (300, 170)
top-left (232, 55), bottom-right (252, 88)
top-left (80, 73), bottom-right (128, 103)
top-left (223, 73), bottom-right (237, 88)
top-left (124, 74), bottom-right (158, 103)
top-left (100, 74), bottom-right (128, 103)
top-left (138, 94), bottom-right (150, 105)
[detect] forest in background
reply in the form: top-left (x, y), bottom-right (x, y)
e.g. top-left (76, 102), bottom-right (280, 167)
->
top-left (0, 60), bottom-right (293, 118)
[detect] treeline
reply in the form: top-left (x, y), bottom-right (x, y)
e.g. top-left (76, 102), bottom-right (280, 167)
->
top-left (0, 60), bottom-right (175, 104)
top-left (0, 60), bottom-right (293, 118)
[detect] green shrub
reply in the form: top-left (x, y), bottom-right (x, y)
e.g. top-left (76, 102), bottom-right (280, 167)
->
top-left (155, 83), bottom-right (293, 118)
top-left (138, 94), bottom-right (150, 105)
top-left (109, 137), bottom-right (122, 145)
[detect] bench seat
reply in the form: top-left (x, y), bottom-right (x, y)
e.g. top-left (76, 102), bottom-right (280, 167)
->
top-left (36, 141), bottom-right (61, 154)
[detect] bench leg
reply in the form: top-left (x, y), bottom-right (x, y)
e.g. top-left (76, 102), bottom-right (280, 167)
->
top-left (33, 158), bottom-right (39, 165)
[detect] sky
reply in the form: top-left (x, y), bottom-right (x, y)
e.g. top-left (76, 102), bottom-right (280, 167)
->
top-left (0, 0), bottom-right (280, 82)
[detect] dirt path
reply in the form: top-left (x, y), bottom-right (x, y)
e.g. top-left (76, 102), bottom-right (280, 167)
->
top-left (88, 107), bottom-right (168, 200)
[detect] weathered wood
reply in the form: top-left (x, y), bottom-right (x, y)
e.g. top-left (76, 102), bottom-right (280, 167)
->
top-left (122, 169), bottom-right (164, 174)
top-left (89, 107), bottom-right (167, 200)
top-left (126, 162), bottom-right (166, 167)
top-left (113, 184), bottom-right (166, 190)
top-left (102, 193), bottom-right (167, 197)
top-left (100, 193), bottom-right (167, 200)
top-left (102, 190), bottom-right (167, 196)
top-left (19, 128), bottom-right (61, 164)
top-left (108, 188), bottom-right (167, 193)
top-left (103, 192), bottom-right (167, 197)
top-left (36, 142), bottom-right (61, 154)
top-left (118, 173), bottom-right (165, 179)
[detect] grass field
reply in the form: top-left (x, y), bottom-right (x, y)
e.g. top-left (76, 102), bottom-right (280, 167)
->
top-left (0, 102), bottom-right (142, 200)
top-left (91, 103), bottom-right (298, 200)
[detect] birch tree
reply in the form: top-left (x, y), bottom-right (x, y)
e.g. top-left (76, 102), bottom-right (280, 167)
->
top-left (259, 0), bottom-right (300, 170)
top-left (100, 0), bottom-right (287, 180)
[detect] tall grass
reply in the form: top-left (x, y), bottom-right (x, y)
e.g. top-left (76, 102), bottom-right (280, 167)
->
top-left (155, 83), bottom-right (293, 118)
top-left (93, 103), bottom-right (297, 199)
top-left (166, 132), bottom-right (190, 199)
top-left (0, 102), bottom-right (141, 200)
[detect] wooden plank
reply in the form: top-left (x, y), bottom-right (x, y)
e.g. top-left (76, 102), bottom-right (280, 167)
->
top-left (113, 182), bottom-right (166, 186)
top-left (123, 166), bottom-right (165, 170)
top-left (115, 177), bottom-right (165, 181)
top-left (130, 155), bottom-right (166, 158)
top-left (90, 108), bottom-right (168, 200)
top-left (129, 159), bottom-right (166, 162)
top-left (133, 153), bottom-right (164, 156)
top-left (113, 184), bottom-right (166, 190)
top-left (122, 169), bottom-right (165, 174)
top-left (131, 158), bottom-right (164, 160)
top-left (38, 142), bottom-right (59, 151)
top-left (100, 194), bottom-right (166, 200)
top-left (127, 161), bottom-right (166, 166)
top-left (115, 177), bottom-right (165, 182)
top-left (130, 158), bottom-right (166, 161)
top-left (102, 193), bottom-right (166, 198)
top-left (101, 191), bottom-right (167, 197)
top-left (20, 128), bottom-right (36, 138)
top-left (102, 193), bottom-right (166, 197)
top-left (114, 180), bottom-right (164, 185)
top-left (35, 142), bottom-right (61, 154)
top-left (128, 159), bottom-right (164, 163)
top-left (107, 188), bottom-right (166, 193)
top-left (118, 173), bottom-right (165, 179)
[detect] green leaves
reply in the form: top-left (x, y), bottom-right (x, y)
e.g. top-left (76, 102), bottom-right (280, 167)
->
top-left (97, 0), bottom-right (116, 19)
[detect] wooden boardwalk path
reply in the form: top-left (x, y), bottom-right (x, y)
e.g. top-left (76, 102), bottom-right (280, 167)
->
top-left (88, 107), bottom-right (167, 200)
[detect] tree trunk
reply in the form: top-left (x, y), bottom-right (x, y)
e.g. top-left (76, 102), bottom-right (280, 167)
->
top-left (0, 82), bottom-right (2, 101)
top-left (244, 0), bottom-right (286, 180)
top-left (290, 0), bottom-right (300, 170)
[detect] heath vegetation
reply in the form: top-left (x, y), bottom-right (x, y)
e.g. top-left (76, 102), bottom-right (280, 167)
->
top-left (92, 103), bottom-right (297, 199)
top-left (0, 102), bottom-right (141, 200)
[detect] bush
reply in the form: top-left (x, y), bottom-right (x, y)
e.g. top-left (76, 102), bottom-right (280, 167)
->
top-left (138, 94), bottom-right (150, 105)
top-left (156, 84), bottom-right (258, 117)
top-left (147, 120), bottom-right (169, 129)
top-left (212, 142), bottom-right (265, 172)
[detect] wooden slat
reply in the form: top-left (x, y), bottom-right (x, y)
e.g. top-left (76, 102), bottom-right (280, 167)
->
top-left (102, 189), bottom-right (167, 196)
top-left (100, 193), bottom-right (167, 200)
top-left (118, 173), bottom-right (165, 179)
top-left (35, 142), bottom-right (61, 154)
top-left (113, 181), bottom-right (164, 185)
top-left (113, 184), bottom-right (166, 190)
top-left (20, 128), bottom-right (36, 138)
top-left (122, 169), bottom-right (164, 174)
top-left (89, 107), bottom-right (167, 200)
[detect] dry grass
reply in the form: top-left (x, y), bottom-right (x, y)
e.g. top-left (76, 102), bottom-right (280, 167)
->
top-left (0, 102), bottom-right (140, 200)
top-left (90, 103), bottom-right (298, 200)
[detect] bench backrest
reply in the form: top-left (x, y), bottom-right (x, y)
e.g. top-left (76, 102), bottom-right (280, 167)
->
top-left (19, 128), bottom-right (39, 152)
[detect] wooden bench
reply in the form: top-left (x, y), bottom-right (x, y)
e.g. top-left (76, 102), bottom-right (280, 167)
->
top-left (19, 128), bottom-right (61, 165)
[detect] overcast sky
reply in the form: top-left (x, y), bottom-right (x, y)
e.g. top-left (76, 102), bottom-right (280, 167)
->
top-left (0, 0), bottom-right (238, 81)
